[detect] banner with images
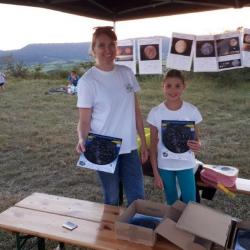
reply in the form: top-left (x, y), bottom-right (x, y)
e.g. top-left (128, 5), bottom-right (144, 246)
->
top-left (138, 37), bottom-right (162, 74)
top-left (215, 31), bottom-right (243, 71)
top-left (161, 120), bottom-right (195, 161)
top-left (77, 133), bottom-right (122, 173)
top-left (242, 28), bottom-right (250, 67)
top-left (115, 39), bottom-right (136, 74)
top-left (194, 35), bottom-right (217, 72)
top-left (167, 33), bottom-right (195, 71)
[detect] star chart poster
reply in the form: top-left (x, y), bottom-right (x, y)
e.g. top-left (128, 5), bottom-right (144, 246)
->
top-left (215, 31), bottom-right (243, 71)
top-left (161, 120), bottom-right (195, 161)
top-left (115, 39), bottom-right (136, 74)
top-left (77, 133), bottom-right (122, 173)
top-left (194, 35), bottom-right (217, 72)
top-left (167, 33), bottom-right (195, 71)
top-left (242, 28), bottom-right (250, 67)
top-left (138, 37), bottom-right (162, 74)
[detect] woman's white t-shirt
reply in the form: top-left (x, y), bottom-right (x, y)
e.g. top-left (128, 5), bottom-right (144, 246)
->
top-left (77, 64), bottom-right (139, 154)
top-left (147, 101), bottom-right (202, 170)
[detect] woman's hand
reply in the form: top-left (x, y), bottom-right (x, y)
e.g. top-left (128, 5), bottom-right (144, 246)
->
top-left (187, 140), bottom-right (201, 154)
top-left (154, 173), bottom-right (164, 190)
top-left (76, 139), bottom-right (85, 154)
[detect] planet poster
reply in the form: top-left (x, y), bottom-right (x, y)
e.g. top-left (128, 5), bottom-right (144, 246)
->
top-left (242, 28), bottom-right (250, 67)
top-left (138, 37), bottom-right (162, 74)
top-left (215, 31), bottom-right (243, 71)
top-left (115, 39), bottom-right (136, 74)
top-left (194, 35), bottom-right (217, 72)
top-left (167, 32), bottom-right (195, 71)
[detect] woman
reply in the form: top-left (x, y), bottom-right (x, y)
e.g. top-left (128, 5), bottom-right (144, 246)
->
top-left (76, 26), bottom-right (148, 206)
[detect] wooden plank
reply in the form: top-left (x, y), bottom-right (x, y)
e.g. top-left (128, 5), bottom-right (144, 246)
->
top-left (0, 207), bottom-right (180, 250)
top-left (15, 193), bottom-right (123, 223)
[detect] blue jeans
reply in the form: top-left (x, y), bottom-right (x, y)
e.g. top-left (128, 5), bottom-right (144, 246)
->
top-left (97, 150), bottom-right (144, 206)
top-left (159, 168), bottom-right (196, 205)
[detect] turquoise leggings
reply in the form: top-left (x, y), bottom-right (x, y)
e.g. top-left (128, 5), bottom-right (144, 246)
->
top-left (159, 168), bottom-right (196, 205)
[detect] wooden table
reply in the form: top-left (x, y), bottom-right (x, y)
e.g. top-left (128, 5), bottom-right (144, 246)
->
top-left (0, 193), bottom-right (181, 250)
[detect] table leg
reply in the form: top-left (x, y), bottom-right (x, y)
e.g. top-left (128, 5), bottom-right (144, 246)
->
top-left (16, 233), bottom-right (34, 250)
top-left (37, 237), bottom-right (45, 250)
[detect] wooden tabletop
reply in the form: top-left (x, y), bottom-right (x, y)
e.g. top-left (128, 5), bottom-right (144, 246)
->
top-left (0, 193), bottom-right (181, 250)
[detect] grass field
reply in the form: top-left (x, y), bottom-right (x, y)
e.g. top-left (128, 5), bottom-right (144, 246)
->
top-left (0, 72), bottom-right (249, 249)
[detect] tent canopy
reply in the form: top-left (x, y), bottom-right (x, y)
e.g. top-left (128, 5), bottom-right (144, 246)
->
top-left (0, 0), bottom-right (250, 21)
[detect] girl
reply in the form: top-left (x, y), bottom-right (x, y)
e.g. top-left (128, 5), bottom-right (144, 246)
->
top-left (147, 69), bottom-right (202, 205)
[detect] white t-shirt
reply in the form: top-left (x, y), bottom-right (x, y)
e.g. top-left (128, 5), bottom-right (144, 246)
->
top-left (147, 101), bottom-right (202, 170)
top-left (77, 64), bottom-right (140, 154)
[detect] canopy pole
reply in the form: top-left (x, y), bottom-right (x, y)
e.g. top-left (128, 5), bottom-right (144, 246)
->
top-left (113, 21), bottom-right (116, 32)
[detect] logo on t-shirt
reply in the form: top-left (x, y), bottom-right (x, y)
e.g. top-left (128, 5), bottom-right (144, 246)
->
top-left (125, 83), bottom-right (133, 93)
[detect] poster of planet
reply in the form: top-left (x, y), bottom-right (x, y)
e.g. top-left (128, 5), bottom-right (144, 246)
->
top-left (242, 28), bottom-right (250, 67)
top-left (138, 37), bottom-right (162, 74)
top-left (167, 32), bottom-right (195, 71)
top-left (194, 35), bottom-right (217, 72)
top-left (115, 39), bottom-right (136, 74)
top-left (215, 31), bottom-right (243, 71)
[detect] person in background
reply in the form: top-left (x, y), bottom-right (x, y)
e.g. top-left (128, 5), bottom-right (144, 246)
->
top-left (0, 72), bottom-right (6, 91)
top-left (76, 26), bottom-right (148, 206)
top-left (67, 70), bottom-right (79, 94)
top-left (147, 69), bottom-right (202, 205)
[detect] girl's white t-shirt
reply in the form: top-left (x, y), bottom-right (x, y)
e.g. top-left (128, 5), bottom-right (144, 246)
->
top-left (77, 64), bottom-right (139, 154)
top-left (147, 101), bottom-right (202, 170)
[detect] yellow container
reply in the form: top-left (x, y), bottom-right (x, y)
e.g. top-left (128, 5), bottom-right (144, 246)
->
top-left (137, 127), bottom-right (150, 153)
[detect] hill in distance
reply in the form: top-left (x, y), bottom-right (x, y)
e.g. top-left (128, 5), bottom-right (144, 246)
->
top-left (0, 37), bottom-right (169, 67)
top-left (0, 42), bottom-right (91, 66)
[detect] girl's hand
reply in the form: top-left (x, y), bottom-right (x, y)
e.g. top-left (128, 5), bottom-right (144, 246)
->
top-left (187, 140), bottom-right (201, 153)
top-left (76, 139), bottom-right (85, 154)
top-left (154, 174), bottom-right (164, 190)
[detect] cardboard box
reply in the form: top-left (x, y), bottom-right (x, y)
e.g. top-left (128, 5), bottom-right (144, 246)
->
top-left (115, 199), bottom-right (250, 249)
top-left (227, 220), bottom-right (250, 249)
top-left (115, 199), bottom-right (212, 249)
top-left (176, 202), bottom-right (250, 250)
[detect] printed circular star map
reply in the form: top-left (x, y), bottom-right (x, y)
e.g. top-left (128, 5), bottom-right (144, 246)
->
top-left (84, 136), bottom-right (119, 165)
top-left (162, 123), bottom-right (193, 153)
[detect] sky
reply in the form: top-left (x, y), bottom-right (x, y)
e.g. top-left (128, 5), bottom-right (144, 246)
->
top-left (0, 3), bottom-right (250, 50)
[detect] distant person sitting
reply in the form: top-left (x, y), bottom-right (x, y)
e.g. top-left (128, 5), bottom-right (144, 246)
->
top-left (0, 72), bottom-right (6, 91)
top-left (67, 70), bottom-right (79, 94)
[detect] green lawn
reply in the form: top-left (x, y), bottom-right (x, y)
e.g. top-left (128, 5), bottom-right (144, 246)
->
top-left (0, 72), bottom-right (249, 249)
